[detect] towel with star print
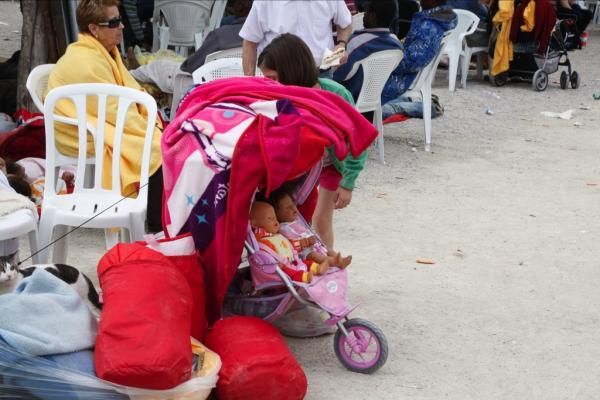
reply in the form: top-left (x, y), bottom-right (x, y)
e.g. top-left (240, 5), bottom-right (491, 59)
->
top-left (161, 77), bottom-right (378, 323)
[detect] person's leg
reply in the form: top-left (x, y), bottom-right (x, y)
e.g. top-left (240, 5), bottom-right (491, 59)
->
top-left (147, 167), bottom-right (163, 233)
top-left (312, 186), bottom-right (336, 250)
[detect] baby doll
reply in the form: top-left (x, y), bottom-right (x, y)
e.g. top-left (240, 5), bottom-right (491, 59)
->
top-left (250, 201), bottom-right (330, 284)
top-left (269, 190), bottom-right (352, 269)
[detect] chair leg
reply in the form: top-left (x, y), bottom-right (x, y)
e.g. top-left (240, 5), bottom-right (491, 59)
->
top-left (27, 228), bottom-right (41, 265)
top-left (37, 212), bottom-right (55, 264)
top-left (422, 86), bottom-right (432, 152)
top-left (51, 225), bottom-right (69, 264)
top-left (104, 228), bottom-right (120, 250)
top-left (448, 52), bottom-right (460, 92)
top-left (461, 48), bottom-right (472, 89)
top-left (374, 105), bottom-right (385, 164)
top-left (159, 26), bottom-right (169, 51)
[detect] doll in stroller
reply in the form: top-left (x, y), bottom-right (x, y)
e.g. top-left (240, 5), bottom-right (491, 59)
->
top-left (224, 175), bottom-right (388, 374)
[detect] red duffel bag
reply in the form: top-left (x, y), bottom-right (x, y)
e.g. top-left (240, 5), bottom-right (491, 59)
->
top-left (204, 316), bottom-right (308, 400)
top-left (144, 233), bottom-right (208, 341)
top-left (95, 243), bottom-right (193, 390)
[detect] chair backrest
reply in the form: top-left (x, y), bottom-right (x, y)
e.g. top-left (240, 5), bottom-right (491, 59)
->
top-left (43, 83), bottom-right (157, 203)
top-left (347, 49), bottom-right (404, 113)
top-left (352, 13), bottom-right (365, 31)
top-left (192, 58), bottom-right (245, 83)
top-left (156, 0), bottom-right (213, 46)
top-left (205, 47), bottom-right (244, 63)
top-left (443, 10), bottom-right (480, 54)
top-left (25, 64), bottom-right (55, 113)
top-left (409, 32), bottom-right (452, 91)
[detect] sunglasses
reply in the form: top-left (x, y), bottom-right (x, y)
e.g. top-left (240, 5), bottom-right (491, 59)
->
top-left (97, 16), bottom-right (122, 29)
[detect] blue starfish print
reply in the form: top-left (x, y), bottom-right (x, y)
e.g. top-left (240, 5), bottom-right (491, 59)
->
top-left (195, 213), bottom-right (208, 224)
top-left (201, 198), bottom-right (209, 207)
top-left (185, 194), bottom-right (195, 206)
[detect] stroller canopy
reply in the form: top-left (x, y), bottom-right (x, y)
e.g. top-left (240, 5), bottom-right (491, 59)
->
top-left (161, 77), bottom-right (377, 322)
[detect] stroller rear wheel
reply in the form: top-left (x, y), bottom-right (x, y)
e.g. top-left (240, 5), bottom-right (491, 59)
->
top-left (490, 73), bottom-right (507, 87)
top-left (334, 318), bottom-right (388, 374)
top-left (570, 71), bottom-right (580, 89)
top-left (560, 71), bottom-right (569, 90)
top-left (532, 70), bottom-right (548, 91)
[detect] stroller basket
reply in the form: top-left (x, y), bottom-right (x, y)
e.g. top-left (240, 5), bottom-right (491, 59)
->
top-left (224, 291), bottom-right (289, 319)
top-left (534, 52), bottom-right (561, 74)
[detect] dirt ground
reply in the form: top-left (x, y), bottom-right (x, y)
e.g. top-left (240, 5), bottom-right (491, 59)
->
top-left (5, 2), bottom-right (600, 399)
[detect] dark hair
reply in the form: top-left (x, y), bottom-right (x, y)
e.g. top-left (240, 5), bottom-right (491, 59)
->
top-left (257, 33), bottom-right (319, 88)
top-left (76, 0), bottom-right (120, 34)
top-left (8, 175), bottom-right (32, 199)
top-left (367, 0), bottom-right (398, 28)
top-left (5, 162), bottom-right (25, 178)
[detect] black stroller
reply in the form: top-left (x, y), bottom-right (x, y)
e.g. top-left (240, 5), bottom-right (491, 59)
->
top-left (490, 19), bottom-right (580, 91)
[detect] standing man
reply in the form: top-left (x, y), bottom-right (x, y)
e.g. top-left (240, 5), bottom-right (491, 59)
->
top-left (239, 1), bottom-right (352, 76)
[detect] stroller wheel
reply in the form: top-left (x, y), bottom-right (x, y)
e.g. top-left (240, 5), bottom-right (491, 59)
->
top-left (560, 71), bottom-right (569, 90)
top-left (570, 71), bottom-right (580, 89)
top-left (334, 318), bottom-right (388, 374)
top-left (490, 73), bottom-right (507, 87)
top-left (532, 70), bottom-right (548, 91)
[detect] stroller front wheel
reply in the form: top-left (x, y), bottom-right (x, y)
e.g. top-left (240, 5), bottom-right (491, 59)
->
top-left (560, 71), bottom-right (569, 90)
top-left (334, 318), bottom-right (388, 374)
top-left (570, 71), bottom-right (580, 89)
top-left (532, 69), bottom-right (548, 91)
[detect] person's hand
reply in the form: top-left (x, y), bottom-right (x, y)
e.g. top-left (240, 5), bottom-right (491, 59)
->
top-left (333, 43), bottom-right (348, 65)
top-left (334, 187), bottom-right (352, 209)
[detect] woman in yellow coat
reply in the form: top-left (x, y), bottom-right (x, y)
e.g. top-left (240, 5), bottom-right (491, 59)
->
top-left (46, 0), bottom-right (163, 232)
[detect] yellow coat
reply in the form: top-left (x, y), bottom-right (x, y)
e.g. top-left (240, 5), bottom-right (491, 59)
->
top-left (492, 0), bottom-right (515, 76)
top-left (46, 33), bottom-right (162, 195)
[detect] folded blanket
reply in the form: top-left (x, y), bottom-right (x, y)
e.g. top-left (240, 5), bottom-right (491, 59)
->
top-left (0, 269), bottom-right (98, 356)
top-left (0, 190), bottom-right (37, 217)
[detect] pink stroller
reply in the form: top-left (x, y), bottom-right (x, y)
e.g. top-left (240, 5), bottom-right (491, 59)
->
top-left (224, 166), bottom-right (389, 374)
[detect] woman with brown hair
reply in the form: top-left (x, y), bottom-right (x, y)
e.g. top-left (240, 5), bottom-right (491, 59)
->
top-left (257, 33), bottom-right (367, 253)
top-left (46, 0), bottom-right (163, 232)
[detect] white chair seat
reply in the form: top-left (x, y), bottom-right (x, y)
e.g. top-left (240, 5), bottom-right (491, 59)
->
top-left (0, 209), bottom-right (40, 264)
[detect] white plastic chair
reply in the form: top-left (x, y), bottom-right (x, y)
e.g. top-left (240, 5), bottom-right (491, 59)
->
top-left (155, 0), bottom-right (214, 55)
top-left (440, 9), bottom-right (479, 91)
top-left (460, 40), bottom-right (488, 88)
top-left (352, 12), bottom-right (365, 31)
top-left (25, 64), bottom-right (55, 113)
top-left (205, 47), bottom-right (244, 63)
top-left (343, 49), bottom-right (404, 163)
top-left (403, 32), bottom-right (451, 151)
top-left (192, 58), bottom-right (245, 83)
top-left (38, 83), bottom-right (157, 263)
top-left (0, 209), bottom-right (41, 265)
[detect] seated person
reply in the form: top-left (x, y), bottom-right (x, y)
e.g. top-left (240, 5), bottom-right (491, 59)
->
top-left (179, 0), bottom-right (252, 73)
top-left (268, 189), bottom-right (352, 269)
top-left (381, 0), bottom-right (457, 105)
top-left (394, 0), bottom-right (421, 40)
top-left (250, 201), bottom-right (330, 284)
top-left (333, 0), bottom-right (403, 101)
top-left (46, 0), bottom-right (164, 233)
top-left (447, 0), bottom-right (490, 47)
top-left (554, 0), bottom-right (593, 48)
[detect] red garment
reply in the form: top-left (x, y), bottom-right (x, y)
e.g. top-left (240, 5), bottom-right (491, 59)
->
top-left (509, 0), bottom-right (557, 53)
top-left (383, 114), bottom-right (410, 125)
top-left (0, 109), bottom-right (45, 162)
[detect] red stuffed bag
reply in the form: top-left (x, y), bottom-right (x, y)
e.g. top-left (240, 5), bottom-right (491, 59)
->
top-left (95, 243), bottom-right (193, 390)
top-left (205, 316), bottom-right (308, 400)
top-left (144, 233), bottom-right (208, 341)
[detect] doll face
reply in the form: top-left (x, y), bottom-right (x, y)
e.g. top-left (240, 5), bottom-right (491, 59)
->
top-left (250, 201), bottom-right (280, 234)
top-left (274, 194), bottom-right (298, 223)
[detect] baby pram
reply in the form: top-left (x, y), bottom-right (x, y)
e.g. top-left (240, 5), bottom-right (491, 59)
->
top-left (160, 76), bottom-right (386, 374)
top-left (223, 165), bottom-right (388, 374)
top-left (490, 19), bottom-right (579, 91)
